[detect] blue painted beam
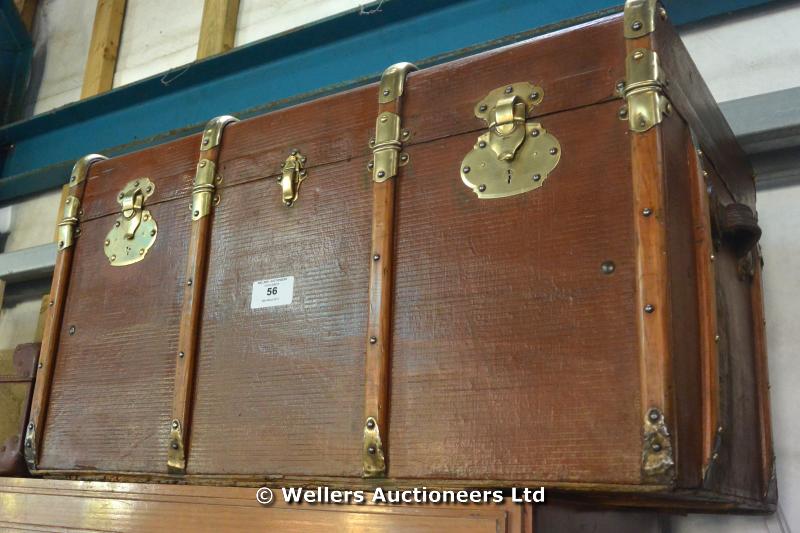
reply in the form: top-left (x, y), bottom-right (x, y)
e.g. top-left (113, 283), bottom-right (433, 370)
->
top-left (0, 0), bottom-right (32, 126)
top-left (0, 0), bottom-right (778, 202)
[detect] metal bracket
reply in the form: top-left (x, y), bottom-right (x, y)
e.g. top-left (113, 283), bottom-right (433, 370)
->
top-left (68, 154), bottom-right (108, 187)
top-left (167, 419), bottom-right (185, 474)
top-left (378, 62), bottom-right (417, 104)
top-left (623, 48), bottom-right (671, 132)
top-left (363, 416), bottom-right (386, 477)
top-left (200, 115), bottom-right (238, 151)
top-left (56, 196), bottom-right (80, 251)
top-left (23, 421), bottom-right (36, 471)
top-left (642, 407), bottom-right (675, 482)
top-left (461, 82), bottom-right (561, 199)
top-left (192, 159), bottom-right (216, 220)
top-left (624, 0), bottom-right (663, 39)
top-left (370, 62), bottom-right (417, 182)
top-left (279, 150), bottom-right (308, 207)
top-left (104, 178), bottom-right (158, 266)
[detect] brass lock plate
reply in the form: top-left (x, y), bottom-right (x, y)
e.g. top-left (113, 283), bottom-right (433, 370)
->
top-left (104, 178), bottom-right (158, 266)
top-left (461, 82), bottom-right (561, 199)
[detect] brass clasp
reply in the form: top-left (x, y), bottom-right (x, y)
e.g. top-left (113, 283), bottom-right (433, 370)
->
top-left (280, 150), bottom-right (308, 207)
top-left (104, 178), bottom-right (158, 266)
top-left (461, 82), bottom-right (562, 199)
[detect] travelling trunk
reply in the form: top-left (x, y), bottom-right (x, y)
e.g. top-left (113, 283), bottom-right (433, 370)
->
top-left (25, 1), bottom-right (775, 511)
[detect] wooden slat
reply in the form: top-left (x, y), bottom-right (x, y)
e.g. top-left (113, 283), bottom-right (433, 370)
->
top-left (0, 478), bottom-right (533, 533)
top-left (196, 0), bottom-right (240, 59)
top-left (81, 0), bottom-right (126, 98)
top-left (13, 0), bottom-right (37, 33)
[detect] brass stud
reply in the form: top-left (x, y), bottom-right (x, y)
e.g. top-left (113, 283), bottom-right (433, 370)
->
top-left (193, 210), bottom-right (200, 217)
top-left (373, 254), bottom-right (380, 261)
top-left (710, 254), bottom-right (716, 262)
top-left (383, 89), bottom-right (390, 96)
top-left (65, 198), bottom-right (71, 205)
top-left (532, 174), bottom-right (541, 182)
top-left (105, 239), bottom-right (110, 246)
top-left (115, 221), bottom-right (121, 227)
top-left (48, 301), bottom-right (54, 307)
top-left (171, 441), bottom-right (179, 450)
top-left (651, 442), bottom-right (662, 452)
top-left (712, 452), bottom-right (719, 461)
top-left (68, 325), bottom-right (76, 335)
top-left (633, 50), bottom-right (645, 60)
top-left (139, 249), bottom-right (145, 256)
top-left (187, 279), bottom-right (193, 286)
top-left (504, 85), bottom-right (513, 94)
top-left (530, 91), bottom-right (540, 101)
top-left (400, 154), bottom-right (409, 162)
top-left (479, 104), bottom-right (487, 112)
top-left (28, 422), bottom-right (33, 430)
top-left (150, 229), bottom-right (156, 236)
top-left (644, 304), bottom-right (655, 313)
top-left (642, 208), bottom-right (653, 217)
top-left (462, 166), bottom-right (471, 174)
top-left (377, 170), bottom-right (386, 179)
top-left (111, 255), bottom-right (116, 261)
top-left (369, 336), bottom-right (377, 345)
top-left (531, 129), bottom-right (540, 137)
top-left (401, 129), bottom-right (410, 138)
top-left (172, 420), bottom-right (179, 429)
top-left (146, 186), bottom-right (152, 193)
top-left (631, 20), bottom-right (643, 31)
top-left (714, 334), bottom-right (720, 343)
top-left (58, 241), bottom-right (64, 249)
top-left (199, 160), bottom-right (207, 168)
top-left (478, 141), bottom-right (487, 148)
top-left (38, 362), bottom-right (43, 369)
top-left (179, 351), bottom-right (185, 358)
top-left (367, 445), bottom-right (376, 455)
top-left (601, 261), bottom-right (616, 274)
top-left (134, 181), bottom-right (140, 187)
top-left (549, 147), bottom-right (558, 155)
top-left (367, 161), bottom-right (374, 170)
top-left (618, 106), bottom-right (628, 119)
top-left (366, 419), bottom-right (376, 430)
top-left (478, 184), bottom-right (486, 192)
top-left (648, 409), bottom-right (660, 422)
top-left (203, 138), bottom-right (209, 146)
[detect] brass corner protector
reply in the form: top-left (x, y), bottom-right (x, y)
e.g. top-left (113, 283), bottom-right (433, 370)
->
top-left (69, 154), bottom-right (108, 187)
top-left (362, 416), bottom-right (386, 477)
top-left (56, 195), bottom-right (80, 251)
top-left (378, 62), bottom-right (418, 104)
top-left (200, 115), bottom-right (239, 151)
top-left (642, 408), bottom-right (675, 482)
top-left (624, 0), bottom-right (666, 39)
top-left (624, 48), bottom-right (671, 132)
top-left (192, 159), bottom-right (217, 220)
top-left (23, 421), bottom-right (37, 471)
top-left (167, 419), bottom-right (186, 474)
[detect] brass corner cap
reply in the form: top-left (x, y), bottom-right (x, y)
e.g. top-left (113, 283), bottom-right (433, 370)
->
top-left (200, 115), bottom-right (239, 151)
top-left (378, 62), bottom-right (418, 104)
top-left (69, 154), bottom-right (108, 187)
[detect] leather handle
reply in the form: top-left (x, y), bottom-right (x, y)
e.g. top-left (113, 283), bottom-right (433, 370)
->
top-left (720, 203), bottom-right (761, 258)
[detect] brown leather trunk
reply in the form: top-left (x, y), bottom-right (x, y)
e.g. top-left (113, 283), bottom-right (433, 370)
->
top-left (0, 343), bottom-right (40, 475)
top-left (26, 6), bottom-right (774, 511)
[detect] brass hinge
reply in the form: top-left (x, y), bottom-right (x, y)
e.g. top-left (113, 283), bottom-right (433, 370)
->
top-left (193, 115), bottom-right (238, 219)
top-left (370, 62), bottom-right (417, 182)
top-left (624, 0), bottom-right (666, 39)
top-left (642, 408), bottom-right (675, 482)
top-left (622, 48), bottom-right (671, 132)
top-left (167, 419), bottom-right (185, 474)
top-left (362, 416), bottom-right (386, 477)
top-left (23, 421), bottom-right (36, 471)
top-left (56, 196), bottom-right (80, 251)
top-left (68, 153), bottom-right (108, 187)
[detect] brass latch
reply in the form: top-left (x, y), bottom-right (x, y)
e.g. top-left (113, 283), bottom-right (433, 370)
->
top-left (279, 150), bottom-right (308, 207)
top-left (461, 82), bottom-right (561, 199)
top-left (104, 178), bottom-right (158, 266)
top-left (622, 49), bottom-right (671, 132)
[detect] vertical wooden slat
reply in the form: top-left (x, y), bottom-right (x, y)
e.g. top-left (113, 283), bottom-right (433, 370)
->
top-left (362, 63), bottom-right (416, 477)
top-left (25, 155), bottom-right (107, 471)
top-left (196, 0), bottom-right (240, 59)
top-left (13, 0), bottom-right (38, 33)
top-left (81, 0), bottom-right (126, 98)
top-left (168, 116), bottom-right (237, 474)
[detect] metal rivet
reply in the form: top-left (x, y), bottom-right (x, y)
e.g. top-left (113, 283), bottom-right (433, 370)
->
top-left (367, 161), bottom-right (374, 170)
top-left (187, 279), bottom-right (193, 286)
top-left (48, 300), bottom-right (54, 307)
top-left (171, 442), bottom-right (179, 450)
top-left (74, 228), bottom-right (81, 236)
top-left (70, 176), bottom-right (76, 182)
top-left (69, 325), bottom-right (76, 335)
top-left (118, 193), bottom-right (124, 199)
top-left (366, 419), bottom-right (376, 430)
top-left (373, 254), bottom-right (380, 261)
top-left (712, 452), bottom-right (719, 461)
top-left (479, 104), bottom-right (487, 112)
top-left (651, 442), bottom-right (662, 452)
top-left (111, 255), bottom-right (116, 261)
top-left (383, 89), bottom-right (390, 96)
top-left (115, 221), bottom-right (121, 227)
top-left (38, 362), bottom-right (43, 369)
top-left (25, 441), bottom-right (31, 448)
top-left (367, 445), bottom-right (376, 455)
top-left (146, 186), bottom-right (152, 193)
top-left (549, 147), bottom-right (558, 155)
top-left (648, 409), bottom-right (660, 422)
top-left (58, 241), bottom-right (64, 249)
top-left (714, 334), bottom-right (720, 343)
top-left (530, 91), bottom-right (540, 100)
top-left (644, 304), bottom-right (655, 313)
top-left (134, 181), bottom-right (139, 187)
top-left (193, 210), bottom-right (200, 217)
top-left (616, 81), bottom-right (625, 92)
top-left (139, 249), bottom-right (145, 256)
top-left (216, 175), bottom-right (222, 183)
top-left (65, 198), bottom-right (71, 205)
top-left (717, 426), bottom-right (724, 434)
top-left (531, 129), bottom-right (540, 137)
top-left (199, 160), bottom-right (206, 167)
top-left (642, 207), bottom-right (653, 217)
top-left (377, 170), bottom-right (386, 178)
top-left (380, 115), bottom-right (388, 123)
top-left (632, 20), bottom-right (643, 31)
top-left (28, 422), bottom-right (33, 430)
top-left (478, 184), bottom-right (486, 192)
top-left (618, 106), bottom-right (628, 119)
top-left (400, 154), bottom-right (409, 162)
top-left (601, 261), bottom-right (616, 274)
top-left (697, 149), bottom-right (704, 157)
top-left (659, 6), bottom-right (667, 20)
top-left (633, 50), bottom-right (645, 60)
top-left (151, 229), bottom-right (156, 236)
top-left (291, 149), bottom-right (298, 155)
top-left (532, 174), bottom-right (541, 182)
top-left (710, 254), bottom-right (715, 262)
top-left (369, 336), bottom-right (377, 345)
top-left (179, 351), bottom-right (185, 358)
top-left (172, 420), bottom-right (179, 429)
top-left (203, 138), bottom-right (209, 146)
top-left (401, 130), bottom-right (410, 138)
top-left (369, 138), bottom-right (375, 146)
top-left (478, 141), bottom-right (487, 148)
top-left (463, 166), bottom-right (471, 174)
top-left (504, 85), bottom-right (513, 94)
